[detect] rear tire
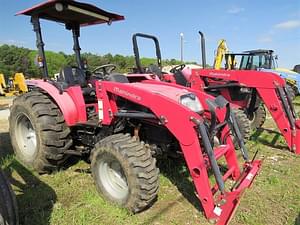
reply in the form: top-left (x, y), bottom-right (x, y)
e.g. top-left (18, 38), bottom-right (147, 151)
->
top-left (248, 104), bottom-right (266, 130)
top-left (0, 169), bottom-right (18, 225)
top-left (91, 133), bottom-right (159, 213)
top-left (9, 91), bottom-right (72, 174)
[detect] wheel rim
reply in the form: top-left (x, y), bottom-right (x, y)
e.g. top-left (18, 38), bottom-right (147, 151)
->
top-left (97, 158), bottom-right (129, 201)
top-left (15, 113), bottom-right (37, 158)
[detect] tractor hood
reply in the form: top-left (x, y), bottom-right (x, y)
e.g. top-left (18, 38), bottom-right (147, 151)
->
top-left (130, 83), bottom-right (190, 100)
top-left (114, 82), bottom-right (204, 114)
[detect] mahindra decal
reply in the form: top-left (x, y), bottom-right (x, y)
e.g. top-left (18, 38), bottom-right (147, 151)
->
top-left (208, 72), bottom-right (231, 77)
top-left (113, 87), bottom-right (142, 101)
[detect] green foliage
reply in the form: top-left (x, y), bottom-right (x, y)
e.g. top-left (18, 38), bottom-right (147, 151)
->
top-left (0, 44), bottom-right (201, 79)
top-left (0, 44), bottom-right (31, 79)
top-left (25, 50), bottom-right (68, 78)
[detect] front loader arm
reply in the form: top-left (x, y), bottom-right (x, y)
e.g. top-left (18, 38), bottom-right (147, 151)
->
top-left (257, 87), bottom-right (300, 153)
top-left (190, 69), bottom-right (300, 154)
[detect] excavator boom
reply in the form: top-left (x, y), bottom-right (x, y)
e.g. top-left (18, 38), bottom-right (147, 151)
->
top-left (213, 39), bottom-right (228, 70)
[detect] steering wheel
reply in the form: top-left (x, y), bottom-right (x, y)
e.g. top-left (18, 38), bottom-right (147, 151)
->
top-left (170, 64), bottom-right (185, 73)
top-left (92, 64), bottom-right (117, 78)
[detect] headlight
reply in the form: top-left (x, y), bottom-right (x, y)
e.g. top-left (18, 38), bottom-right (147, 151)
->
top-left (180, 93), bottom-right (204, 113)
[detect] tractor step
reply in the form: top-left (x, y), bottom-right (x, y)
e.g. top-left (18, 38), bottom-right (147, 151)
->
top-left (211, 166), bottom-right (236, 195)
top-left (213, 145), bottom-right (230, 160)
top-left (212, 160), bottom-right (261, 225)
top-left (198, 142), bottom-right (262, 225)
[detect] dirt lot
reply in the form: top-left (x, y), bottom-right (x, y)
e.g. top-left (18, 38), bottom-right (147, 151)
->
top-left (0, 96), bottom-right (299, 225)
top-left (0, 97), bottom-right (12, 159)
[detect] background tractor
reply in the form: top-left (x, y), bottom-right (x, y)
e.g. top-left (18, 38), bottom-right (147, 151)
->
top-left (0, 169), bottom-right (18, 225)
top-left (192, 32), bottom-right (300, 154)
top-left (215, 45), bottom-right (300, 99)
top-left (130, 32), bottom-right (300, 155)
top-left (9, 1), bottom-right (261, 224)
top-left (131, 33), bottom-right (251, 145)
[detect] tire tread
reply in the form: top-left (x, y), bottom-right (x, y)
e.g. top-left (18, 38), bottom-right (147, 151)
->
top-left (91, 133), bottom-right (159, 213)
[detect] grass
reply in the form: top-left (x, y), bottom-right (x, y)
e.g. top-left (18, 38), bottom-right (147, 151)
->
top-left (0, 97), bottom-right (300, 225)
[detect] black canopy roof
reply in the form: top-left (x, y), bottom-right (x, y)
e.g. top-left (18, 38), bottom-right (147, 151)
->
top-left (243, 49), bottom-right (274, 55)
top-left (225, 49), bottom-right (274, 56)
top-left (16, 0), bottom-right (124, 26)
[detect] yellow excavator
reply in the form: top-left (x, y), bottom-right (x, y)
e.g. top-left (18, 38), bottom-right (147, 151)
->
top-left (213, 39), bottom-right (236, 69)
top-left (213, 39), bottom-right (228, 69)
top-left (0, 73), bottom-right (28, 96)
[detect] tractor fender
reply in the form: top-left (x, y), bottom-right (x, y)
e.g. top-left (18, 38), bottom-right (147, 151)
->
top-left (26, 80), bottom-right (79, 126)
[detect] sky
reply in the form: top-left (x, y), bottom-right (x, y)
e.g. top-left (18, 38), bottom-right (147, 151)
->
top-left (0, 0), bottom-right (299, 69)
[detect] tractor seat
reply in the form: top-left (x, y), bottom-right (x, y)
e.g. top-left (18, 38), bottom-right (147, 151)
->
top-left (173, 70), bottom-right (188, 86)
top-left (57, 66), bottom-right (87, 87)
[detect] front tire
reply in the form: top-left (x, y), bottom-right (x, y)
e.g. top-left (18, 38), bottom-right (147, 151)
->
top-left (91, 133), bottom-right (159, 213)
top-left (9, 91), bottom-right (72, 173)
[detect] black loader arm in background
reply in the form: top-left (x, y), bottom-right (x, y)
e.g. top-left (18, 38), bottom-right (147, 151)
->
top-left (132, 33), bottom-right (162, 73)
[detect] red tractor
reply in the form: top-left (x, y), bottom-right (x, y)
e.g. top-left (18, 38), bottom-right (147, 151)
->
top-left (0, 169), bottom-right (18, 225)
top-left (131, 33), bottom-right (252, 144)
top-left (9, 1), bottom-right (261, 224)
top-left (131, 32), bottom-right (300, 155)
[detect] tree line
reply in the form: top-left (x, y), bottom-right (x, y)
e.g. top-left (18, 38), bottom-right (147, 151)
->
top-left (0, 44), bottom-right (196, 79)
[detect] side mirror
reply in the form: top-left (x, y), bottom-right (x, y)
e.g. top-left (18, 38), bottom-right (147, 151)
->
top-left (275, 55), bottom-right (278, 60)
